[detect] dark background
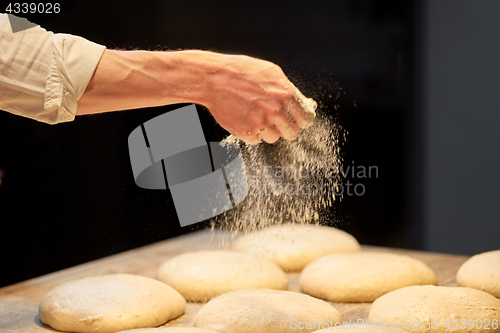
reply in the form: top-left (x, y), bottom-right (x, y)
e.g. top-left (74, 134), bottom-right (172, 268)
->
top-left (1, 0), bottom-right (497, 288)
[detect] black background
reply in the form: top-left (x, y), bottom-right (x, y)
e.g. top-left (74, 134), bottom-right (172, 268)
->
top-left (0, 0), bottom-right (418, 288)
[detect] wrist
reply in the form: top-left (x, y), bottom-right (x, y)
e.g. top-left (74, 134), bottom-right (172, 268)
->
top-left (158, 50), bottom-right (219, 107)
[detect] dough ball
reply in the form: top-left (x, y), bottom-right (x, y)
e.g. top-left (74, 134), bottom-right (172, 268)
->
top-left (156, 250), bottom-right (287, 302)
top-left (300, 252), bottom-right (437, 302)
top-left (232, 224), bottom-right (360, 271)
top-left (119, 328), bottom-right (218, 333)
top-left (39, 274), bottom-right (186, 333)
top-left (313, 328), bottom-right (409, 333)
top-left (457, 249), bottom-right (500, 297)
top-left (194, 289), bottom-right (342, 333)
top-left (368, 285), bottom-right (500, 333)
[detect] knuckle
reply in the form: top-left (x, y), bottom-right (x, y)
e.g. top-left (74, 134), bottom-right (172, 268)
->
top-left (262, 131), bottom-right (280, 144)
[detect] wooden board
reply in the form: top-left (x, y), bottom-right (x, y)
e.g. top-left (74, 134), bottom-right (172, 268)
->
top-left (0, 230), bottom-right (470, 333)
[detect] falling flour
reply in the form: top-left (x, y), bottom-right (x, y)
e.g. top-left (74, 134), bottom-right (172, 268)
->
top-left (211, 111), bottom-right (344, 235)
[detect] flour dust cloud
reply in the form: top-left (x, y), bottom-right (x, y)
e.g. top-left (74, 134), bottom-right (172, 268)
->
top-left (211, 111), bottom-right (345, 235)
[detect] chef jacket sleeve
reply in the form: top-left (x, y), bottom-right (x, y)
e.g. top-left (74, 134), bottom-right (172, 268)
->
top-left (0, 13), bottom-right (106, 124)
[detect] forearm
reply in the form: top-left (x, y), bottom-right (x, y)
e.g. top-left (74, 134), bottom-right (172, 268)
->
top-left (77, 49), bottom-right (211, 114)
top-left (77, 48), bottom-right (317, 144)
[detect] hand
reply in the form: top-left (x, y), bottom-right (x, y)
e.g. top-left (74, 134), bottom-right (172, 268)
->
top-left (198, 52), bottom-right (317, 144)
top-left (78, 49), bottom-right (317, 145)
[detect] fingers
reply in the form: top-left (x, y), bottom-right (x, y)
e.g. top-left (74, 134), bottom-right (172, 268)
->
top-left (242, 107), bottom-right (290, 144)
top-left (230, 126), bottom-right (261, 145)
top-left (269, 110), bottom-right (301, 141)
top-left (203, 55), bottom-right (318, 145)
top-left (235, 126), bottom-right (281, 145)
top-left (232, 94), bottom-right (313, 145)
top-left (221, 92), bottom-right (316, 145)
top-left (285, 81), bottom-right (317, 129)
top-left (263, 81), bottom-right (317, 142)
top-left (259, 125), bottom-right (281, 144)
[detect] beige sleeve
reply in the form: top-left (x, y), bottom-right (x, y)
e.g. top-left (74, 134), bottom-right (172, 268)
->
top-left (0, 14), bottom-right (106, 124)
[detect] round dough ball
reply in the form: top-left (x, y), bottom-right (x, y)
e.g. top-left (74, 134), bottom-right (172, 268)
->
top-left (313, 328), bottom-right (409, 333)
top-left (39, 274), bottom-right (186, 333)
top-left (457, 249), bottom-right (500, 297)
top-left (119, 328), bottom-right (218, 333)
top-left (232, 224), bottom-right (360, 271)
top-left (194, 289), bottom-right (342, 333)
top-left (368, 285), bottom-right (500, 333)
top-left (300, 252), bottom-right (437, 302)
top-left (156, 251), bottom-right (287, 302)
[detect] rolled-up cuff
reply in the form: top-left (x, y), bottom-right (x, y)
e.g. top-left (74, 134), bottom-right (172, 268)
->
top-left (44, 34), bottom-right (105, 124)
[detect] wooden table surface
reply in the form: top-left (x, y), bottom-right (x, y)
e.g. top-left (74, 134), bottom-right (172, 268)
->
top-left (0, 230), bottom-right (470, 333)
